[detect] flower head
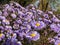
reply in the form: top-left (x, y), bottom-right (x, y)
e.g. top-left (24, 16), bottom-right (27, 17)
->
top-left (25, 31), bottom-right (40, 41)
top-left (31, 21), bottom-right (46, 30)
top-left (2, 19), bottom-right (10, 25)
top-left (0, 33), bottom-right (5, 41)
top-left (54, 40), bottom-right (60, 45)
top-left (50, 23), bottom-right (60, 33)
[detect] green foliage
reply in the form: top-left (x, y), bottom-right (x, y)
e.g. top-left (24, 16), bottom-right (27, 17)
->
top-left (49, 0), bottom-right (60, 11)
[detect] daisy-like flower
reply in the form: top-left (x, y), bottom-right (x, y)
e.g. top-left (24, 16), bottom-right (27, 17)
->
top-left (13, 23), bottom-right (19, 29)
top-left (2, 19), bottom-right (10, 25)
top-left (11, 13), bottom-right (17, 19)
top-left (2, 39), bottom-right (22, 45)
top-left (25, 31), bottom-right (40, 41)
top-left (3, 11), bottom-right (8, 17)
top-left (54, 40), bottom-right (60, 45)
top-left (26, 12), bottom-right (33, 17)
top-left (31, 20), bottom-right (46, 30)
top-left (53, 33), bottom-right (60, 40)
top-left (47, 11), bottom-right (53, 15)
top-left (16, 19), bottom-right (22, 24)
top-left (43, 14), bottom-right (49, 19)
top-left (5, 25), bottom-right (12, 30)
top-left (0, 16), bottom-right (6, 20)
top-left (43, 18), bottom-right (52, 25)
top-left (8, 33), bottom-right (17, 41)
top-left (18, 31), bottom-right (25, 40)
top-left (0, 33), bottom-right (5, 41)
top-left (50, 23), bottom-right (60, 33)
top-left (51, 15), bottom-right (60, 23)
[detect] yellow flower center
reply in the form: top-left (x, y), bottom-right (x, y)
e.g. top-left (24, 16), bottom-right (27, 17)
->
top-left (30, 33), bottom-right (36, 37)
top-left (36, 23), bottom-right (40, 26)
top-left (0, 34), bottom-right (3, 37)
top-left (58, 43), bottom-right (60, 45)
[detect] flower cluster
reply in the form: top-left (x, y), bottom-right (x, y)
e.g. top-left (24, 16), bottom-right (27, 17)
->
top-left (0, 1), bottom-right (60, 45)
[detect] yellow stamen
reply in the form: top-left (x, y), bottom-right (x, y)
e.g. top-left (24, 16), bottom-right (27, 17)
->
top-left (36, 23), bottom-right (40, 26)
top-left (0, 33), bottom-right (3, 37)
top-left (30, 33), bottom-right (36, 37)
top-left (58, 43), bottom-right (60, 45)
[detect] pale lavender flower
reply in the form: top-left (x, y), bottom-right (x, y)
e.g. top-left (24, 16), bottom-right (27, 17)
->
top-left (51, 15), bottom-right (60, 23)
top-left (16, 19), bottom-right (22, 24)
top-left (31, 20), bottom-right (46, 30)
top-left (2, 19), bottom-right (10, 25)
top-left (54, 40), bottom-right (60, 45)
top-left (43, 19), bottom-right (52, 25)
top-left (18, 31), bottom-right (25, 40)
top-left (3, 11), bottom-right (8, 17)
top-left (11, 13), bottom-right (17, 19)
top-left (2, 39), bottom-right (22, 45)
top-left (25, 31), bottom-right (40, 41)
top-left (20, 26), bottom-right (30, 33)
top-left (37, 9), bottom-right (43, 15)
top-left (43, 14), bottom-right (49, 19)
top-left (54, 33), bottom-right (60, 40)
top-left (50, 23), bottom-right (60, 33)
top-left (8, 33), bottom-right (17, 41)
top-left (3, 4), bottom-right (10, 11)
top-left (57, 23), bottom-right (60, 28)
top-left (47, 11), bottom-right (53, 15)
top-left (0, 16), bottom-right (6, 20)
top-left (0, 33), bottom-right (5, 41)
top-left (5, 26), bottom-right (12, 30)
top-left (13, 23), bottom-right (19, 29)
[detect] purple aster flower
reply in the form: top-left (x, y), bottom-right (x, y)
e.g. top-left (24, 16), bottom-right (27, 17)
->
top-left (53, 33), bottom-right (60, 40)
top-left (22, 22), bottom-right (31, 30)
top-left (16, 19), bottom-right (22, 24)
top-left (47, 11), bottom-right (53, 15)
top-left (18, 31), bottom-right (25, 40)
top-left (0, 26), bottom-right (4, 30)
top-left (43, 14), bottom-right (49, 19)
top-left (17, 10), bottom-right (24, 15)
top-left (31, 20), bottom-right (46, 30)
top-left (3, 4), bottom-right (9, 9)
top-left (8, 33), bottom-right (17, 41)
top-left (20, 26), bottom-right (30, 33)
top-left (57, 23), bottom-right (60, 28)
top-left (48, 38), bottom-right (55, 43)
top-left (50, 23), bottom-right (60, 33)
top-left (5, 26), bottom-right (12, 30)
top-left (37, 9), bottom-right (43, 15)
top-left (5, 29), bottom-right (13, 37)
top-left (2, 39), bottom-right (22, 45)
top-left (26, 12), bottom-right (33, 17)
top-left (51, 15), bottom-right (60, 23)
top-left (26, 4), bottom-right (34, 9)
top-left (0, 33), bottom-right (5, 41)
top-left (12, 41), bottom-right (22, 45)
top-left (2, 19), bottom-right (10, 25)
top-left (43, 18), bottom-right (52, 25)
top-left (3, 11), bottom-right (8, 17)
top-left (11, 13), bottom-right (17, 19)
top-left (13, 23), bottom-right (19, 29)
top-left (54, 40), bottom-right (60, 45)
top-left (25, 31), bottom-right (40, 41)
top-left (0, 16), bottom-right (6, 20)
